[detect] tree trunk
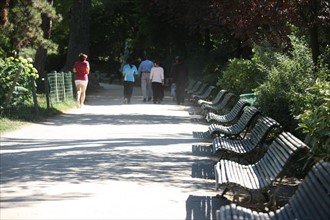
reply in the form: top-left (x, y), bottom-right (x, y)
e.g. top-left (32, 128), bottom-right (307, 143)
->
top-left (204, 28), bottom-right (211, 54)
top-left (310, 24), bottom-right (319, 64)
top-left (34, 0), bottom-right (53, 93)
top-left (309, 0), bottom-right (320, 64)
top-left (62, 0), bottom-right (91, 72)
top-left (0, 0), bottom-right (10, 26)
top-left (35, 47), bottom-right (48, 92)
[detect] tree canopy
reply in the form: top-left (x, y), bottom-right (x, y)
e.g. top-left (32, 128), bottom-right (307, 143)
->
top-left (1, 0), bottom-right (329, 73)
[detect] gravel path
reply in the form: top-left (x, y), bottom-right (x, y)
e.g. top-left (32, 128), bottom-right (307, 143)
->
top-left (1, 83), bottom-right (227, 220)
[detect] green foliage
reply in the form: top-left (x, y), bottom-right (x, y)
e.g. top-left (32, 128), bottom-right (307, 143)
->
top-left (0, 57), bottom-right (38, 112)
top-left (0, 94), bottom-right (75, 132)
top-left (217, 45), bottom-right (271, 94)
top-left (254, 35), bottom-right (316, 130)
top-left (0, 0), bottom-right (61, 57)
top-left (296, 79), bottom-right (330, 162)
top-left (295, 52), bottom-right (330, 164)
top-left (216, 34), bottom-right (329, 163)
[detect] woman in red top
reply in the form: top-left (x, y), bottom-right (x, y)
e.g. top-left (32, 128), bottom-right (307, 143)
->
top-left (73, 53), bottom-right (90, 108)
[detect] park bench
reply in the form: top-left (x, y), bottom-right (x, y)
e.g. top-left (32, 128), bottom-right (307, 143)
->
top-left (189, 83), bottom-right (209, 98)
top-left (185, 80), bottom-right (197, 93)
top-left (191, 85), bottom-right (216, 102)
top-left (212, 116), bottom-right (281, 162)
top-left (205, 99), bottom-right (251, 125)
top-left (214, 132), bottom-right (310, 206)
top-left (187, 81), bottom-right (203, 95)
top-left (197, 89), bottom-right (228, 106)
top-left (201, 92), bottom-right (238, 115)
top-left (216, 161), bottom-right (330, 220)
top-left (208, 106), bottom-right (261, 138)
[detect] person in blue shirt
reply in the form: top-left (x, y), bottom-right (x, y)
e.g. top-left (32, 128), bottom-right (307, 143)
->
top-left (138, 55), bottom-right (154, 102)
top-left (122, 57), bottom-right (138, 104)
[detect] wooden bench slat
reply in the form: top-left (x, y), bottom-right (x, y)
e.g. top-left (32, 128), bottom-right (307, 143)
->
top-left (216, 162), bottom-right (330, 220)
top-left (214, 132), bottom-right (310, 194)
top-left (199, 89), bottom-right (228, 106)
top-left (292, 175), bottom-right (322, 218)
top-left (205, 100), bottom-right (251, 125)
top-left (209, 106), bottom-right (261, 137)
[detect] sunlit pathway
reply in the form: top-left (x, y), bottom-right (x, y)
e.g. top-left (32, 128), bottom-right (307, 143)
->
top-left (0, 83), bottom-right (225, 220)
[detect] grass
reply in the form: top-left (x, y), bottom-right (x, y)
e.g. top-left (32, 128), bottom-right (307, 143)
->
top-left (0, 94), bottom-right (76, 133)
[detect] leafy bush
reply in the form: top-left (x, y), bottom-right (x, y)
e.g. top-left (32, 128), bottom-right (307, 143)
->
top-left (294, 47), bottom-right (330, 164)
top-left (254, 35), bottom-right (316, 131)
top-left (217, 45), bottom-right (272, 94)
top-left (211, 34), bottom-right (329, 165)
top-left (0, 57), bottom-right (38, 112)
top-left (296, 79), bottom-right (330, 163)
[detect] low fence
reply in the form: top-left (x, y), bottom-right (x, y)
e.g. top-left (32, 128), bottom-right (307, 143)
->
top-left (47, 71), bottom-right (74, 106)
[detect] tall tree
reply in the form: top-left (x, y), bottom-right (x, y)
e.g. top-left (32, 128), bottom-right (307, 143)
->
top-left (0, 0), bottom-right (60, 61)
top-left (62, 0), bottom-right (91, 71)
top-left (34, 0), bottom-right (58, 92)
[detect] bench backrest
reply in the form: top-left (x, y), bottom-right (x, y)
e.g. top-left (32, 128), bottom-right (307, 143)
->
top-left (207, 93), bottom-right (238, 114)
top-left (188, 81), bottom-right (203, 94)
top-left (210, 89), bottom-right (228, 105)
top-left (223, 100), bottom-right (251, 122)
top-left (282, 161), bottom-right (330, 220)
top-left (249, 116), bottom-right (281, 146)
top-left (185, 80), bottom-right (196, 91)
top-left (197, 85), bottom-right (216, 99)
top-left (216, 161), bottom-right (330, 220)
top-left (254, 132), bottom-right (310, 188)
top-left (229, 106), bottom-right (261, 133)
top-left (192, 83), bottom-right (208, 95)
top-left (206, 99), bottom-right (250, 124)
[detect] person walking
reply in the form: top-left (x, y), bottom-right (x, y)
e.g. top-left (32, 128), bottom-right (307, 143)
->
top-left (73, 53), bottom-right (90, 108)
top-left (138, 55), bottom-right (154, 102)
top-left (171, 56), bottom-right (188, 105)
top-left (149, 60), bottom-right (164, 104)
top-left (122, 57), bottom-right (138, 104)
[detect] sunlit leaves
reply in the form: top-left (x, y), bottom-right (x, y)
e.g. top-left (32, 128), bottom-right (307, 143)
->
top-left (0, 56), bottom-right (39, 110)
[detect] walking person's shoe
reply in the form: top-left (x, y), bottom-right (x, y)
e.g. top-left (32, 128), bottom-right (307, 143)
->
top-left (143, 98), bottom-right (146, 102)
top-left (148, 97), bottom-right (152, 101)
top-left (123, 98), bottom-right (128, 104)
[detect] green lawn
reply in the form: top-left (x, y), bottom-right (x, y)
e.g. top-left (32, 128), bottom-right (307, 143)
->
top-left (0, 96), bottom-right (76, 133)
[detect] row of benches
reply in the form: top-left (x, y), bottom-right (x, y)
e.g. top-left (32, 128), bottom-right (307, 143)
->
top-left (186, 81), bottom-right (330, 220)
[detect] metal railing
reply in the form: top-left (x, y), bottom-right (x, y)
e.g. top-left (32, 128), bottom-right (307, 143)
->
top-left (47, 71), bottom-right (74, 106)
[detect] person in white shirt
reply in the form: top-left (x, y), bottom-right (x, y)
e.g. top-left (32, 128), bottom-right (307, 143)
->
top-left (149, 60), bottom-right (164, 104)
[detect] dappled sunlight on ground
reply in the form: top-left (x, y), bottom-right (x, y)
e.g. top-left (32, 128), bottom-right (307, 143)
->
top-left (0, 84), bottom-right (224, 219)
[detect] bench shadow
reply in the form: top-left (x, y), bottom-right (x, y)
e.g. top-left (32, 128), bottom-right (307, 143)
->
top-left (192, 145), bottom-right (214, 156)
top-left (191, 160), bottom-right (215, 179)
top-left (185, 195), bottom-right (231, 220)
top-left (192, 131), bottom-right (213, 142)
